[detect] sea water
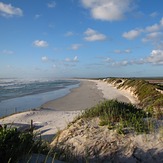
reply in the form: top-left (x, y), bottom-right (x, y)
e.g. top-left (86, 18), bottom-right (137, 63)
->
top-left (0, 79), bottom-right (80, 117)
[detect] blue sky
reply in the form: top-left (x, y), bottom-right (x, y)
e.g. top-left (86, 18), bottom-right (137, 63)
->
top-left (0, 0), bottom-right (163, 79)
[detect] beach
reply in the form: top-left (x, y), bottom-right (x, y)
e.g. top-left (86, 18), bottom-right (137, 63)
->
top-left (0, 79), bottom-right (137, 142)
top-left (41, 80), bottom-right (104, 111)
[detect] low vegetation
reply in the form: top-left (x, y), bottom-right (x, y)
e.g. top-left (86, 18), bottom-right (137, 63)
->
top-left (0, 125), bottom-right (49, 163)
top-left (80, 100), bottom-right (149, 134)
top-left (107, 78), bottom-right (163, 119)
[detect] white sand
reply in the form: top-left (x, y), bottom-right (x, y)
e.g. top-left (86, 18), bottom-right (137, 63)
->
top-left (0, 109), bottom-right (81, 142)
top-left (0, 79), bottom-right (138, 142)
top-left (92, 80), bottom-right (138, 104)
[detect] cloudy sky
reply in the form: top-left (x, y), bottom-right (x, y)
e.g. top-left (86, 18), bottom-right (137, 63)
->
top-left (0, 0), bottom-right (163, 79)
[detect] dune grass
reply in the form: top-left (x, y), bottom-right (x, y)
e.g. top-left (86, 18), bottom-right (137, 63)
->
top-left (107, 78), bottom-right (163, 119)
top-left (80, 100), bottom-right (149, 134)
top-left (0, 125), bottom-right (49, 163)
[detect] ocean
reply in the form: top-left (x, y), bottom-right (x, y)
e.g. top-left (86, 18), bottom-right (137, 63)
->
top-left (0, 79), bottom-right (80, 117)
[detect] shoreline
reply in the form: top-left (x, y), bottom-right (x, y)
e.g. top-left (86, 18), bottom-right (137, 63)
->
top-left (0, 81), bottom-right (80, 117)
top-left (0, 79), bottom-right (138, 142)
top-left (41, 80), bottom-right (105, 111)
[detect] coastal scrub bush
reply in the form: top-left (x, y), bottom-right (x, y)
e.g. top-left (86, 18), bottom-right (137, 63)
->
top-left (0, 125), bottom-right (49, 163)
top-left (81, 100), bottom-right (148, 134)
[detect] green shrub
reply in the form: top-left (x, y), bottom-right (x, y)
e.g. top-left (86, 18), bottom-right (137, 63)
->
top-left (0, 125), bottom-right (49, 163)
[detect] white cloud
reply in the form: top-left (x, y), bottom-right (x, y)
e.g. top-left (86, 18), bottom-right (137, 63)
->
top-left (65, 31), bottom-right (74, 37)
top-left (145, 24), bottom-right (161, 33)
top-left (7, 65), bottom-right (12, 69)
top-left (65, 58), bottom-right (71, 62)
top-left (123, 17), bottom-right (163, 41)
top-left (125, 49), bottom-right (132, 53)
top-left (33, 40), bottom-right (48, 47)
top-left (104, 57), bottom-right (112, 63)
top-left (146, 50), bottom-right (163, 65)
top-left (104, 49), bottom-right (163, 66)
top-left (157, 41), bottom-right (163, 50)
top-left (142, 32), bottom-right (163, 43)
top-left (113, 60), bottom-right (130, 66)
top-left (74, 56), bottom-right (78, 62)
top-left (0, 2), bottom-right (23, 17)
top-left (114, 50), bottom-right (122, 54)
top-left (150, 12), bottom-right (158, 18)
top-left (70, 44), bottom-right (82, 50)
top-left (41, 56), bottom-right (49, 62)
top-left (105, 58), bottom-right (145, 67)
top-left (65, 56), bottom-right (79, 62)
top-left (142, 18), bottom-right (163, 44)
top-left (114, 49), bottom-right (131, 54)
top-left (47, 1), bottom-right (56, 8)
top-left (52, 64), bottom-right (56, 68)
top-left (145, 17), bottom-right (163, 33)
top-left (84, 28), bottom-right (96, 35)
top-left (160, 17), bottom-right (163, 26)
top-left (1, 49), bottom-right (14, 55)
top-left (131, 58), bottom-right (145, 65)
top-left (122, 29), bottom-right (141, 40)
top-left (84, 28), bottom-right (106, 41)
top-left (48, 23), bottom-right (55, 28)
top-left (81, 0), bottom-right (134, 21)
top-left (34, 14), bottom-right (41, 19)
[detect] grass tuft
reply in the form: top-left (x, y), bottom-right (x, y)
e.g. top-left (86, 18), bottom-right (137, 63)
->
top-left (81, 100), bottom-right (149, 134)
top-left (0, 125), bottom-right (49, 163)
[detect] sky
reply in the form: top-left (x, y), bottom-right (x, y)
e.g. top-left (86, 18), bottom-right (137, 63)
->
top-left (0, 0), bottom-right (163, 79)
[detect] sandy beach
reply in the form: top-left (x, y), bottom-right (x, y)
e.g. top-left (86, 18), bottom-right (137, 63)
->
top-left (93, 80), bottom-right (138, 104)
top-left (41, 80), bottom-right (104, 111)
top-left (0, 79), bottom-right (137, 142)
